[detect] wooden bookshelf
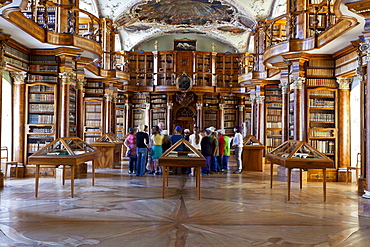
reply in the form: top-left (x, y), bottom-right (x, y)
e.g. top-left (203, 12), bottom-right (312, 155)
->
top-left (265, 84), bottom-right (283, 153)
top-left (115, 94), bottom-right (125, 139)
top-left (128, 51), bottom-right (154, 86)
top-left (244, 95), bottom-right (252, 135)
top-left (215, 53), bottom-right (239, 88)
top-left (203, 94), bottom-right (219, 129)
top-left (223, 95), bottom-right (237, 136)
top-left (288, 90), bottom-right (295, 140)
top-left (306, 1), bottom-right (336, 37)
top-left (158, 51), bottom-right (174, 86)
top-left (195, 52), bottom-right (212, 87)
top-left (22, 4), bottom-right (57, 31)
top-left (4, 45), bottom-right (29, 70)
top-left (84, 99), bottom-right (103, 144)
top-left (132, 94), bottom-right (147, 129)
top-left (26, 83), bottom-right (57, 161)
top-left (150, 94), bottom-right (166, 128)
top-left (85, 81), bottom-right (104, 96)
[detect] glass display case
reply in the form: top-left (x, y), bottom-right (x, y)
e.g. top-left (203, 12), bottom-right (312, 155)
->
top-left (159, 139), bottom-right (205, 199)
top-left (28, 137), bottom-right (100, 198)
top-left (242, 135), bottom-right (265, 171)
top-left (92, 133), bottom-right (123, 169)
top-left (266, 140), bottom-right (334, 201)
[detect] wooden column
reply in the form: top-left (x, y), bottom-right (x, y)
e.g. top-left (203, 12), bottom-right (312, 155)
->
top-left (167, 102), bottom-right (173, 132)
top-left (279, 79), bottom-right (289, 142)
top-left (11, 72), bottom-right (27, 164)
top-left (104, 92), bottom-right (114, 134)
top-left (255, 95), bottom-right (265, 143)
top-left (238, 104), bottom-right (245, 128)
top-left (59, 72), bottom-right (73, 137)
top-left (144, 102), bottom-right (150, 128)
top-left (219, 103), bottom-right (225, 130)
top-left (250, 92), bottom-right (256, 136)
top-left (125, 103), bottom-right (131, 129)
top-left (366, 58), bottom-right (370, 191)
top-left (196, 102), bottom-right (202, 129)
top-left (337, 77), bottom-right (352, 181)
top-left (76, 78), bottom-right (85, 138)
top-left (290, 77), bottom-right (305, 141)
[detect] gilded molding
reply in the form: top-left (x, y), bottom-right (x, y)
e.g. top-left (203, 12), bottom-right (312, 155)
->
top-left (337, 77), bottom-right (352, 89)
top-left (10, 71), bottom-right (27, 84)
top-left (76, 78), bottom-right (86, 90)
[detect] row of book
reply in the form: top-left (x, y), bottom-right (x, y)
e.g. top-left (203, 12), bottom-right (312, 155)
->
top-left (309, 98), bottom-right (335, 108)
top-left (309, 129), bottom-right (335, 137)
top-left (29, 104), bottom-right (54, 113)
top-left (85, 89), bottom-right (104, 94)
top-left (29, 65), bottom-right (57, 72)
top-left (116, 109), bottom-right (125, 115)
top-left (85, 104), bottom-right (102, 112)
top-left (309, 140), bottom-right (335, 154)
top-left (28, 75), bottom-right (57, 83)
top-left (85, 120), bottom-right (102, 127)
top-left (267, 108), bottom-right (282, 115)
top-left (29, 93), bottom-right (54, 101)
top-left (310, 113), bottom-right (334, 122)
top-left (306, 68), bottom-right (334, 76)
top-left (266, 138), bottom-right (282, 147)
top-left (335, 51), bottom-right (357, 67)
top-left (151, 98), bottom-right (166, 103)
top-left (267, 130), bottom-right (282, 136)
top-left (29, 85), bottom-right (54, 92)
top-left (30, 55), bottom-right (57, 64)
top-left (335, 60), bottom-right (358, 76)
top-left (309, 90), bottom-right (335, 97)
top-left (224, 122), bottom-right (235, 128)
top-left (224, 114), bottom-right (236, 121)
top-left (27, 143), bottom-right (47, 153)
top-left (133, 113), bottom-right (145, 120)
top-left (267, 115), bottom-right (282, 122)
top-left (29, 127), bottom-right (53, 133)
top-left (134, 120), bottom-right (145, 127)
top-left (152, 112), bottom-right (166, 119)
top-left (86, 112), bottom-right (101, 119)
top-left (5, 45), bottom-right (29, 61)
top-left (5, 57), bottom-right (29, 70)
top-left (28, 114), bottom-right (54, 124)
top-left (86, 82), bottom-right (104, 87)
top-left (306, 79), bottom-right (337, 87)
top-left (266, 122), bottom-right (282, 128)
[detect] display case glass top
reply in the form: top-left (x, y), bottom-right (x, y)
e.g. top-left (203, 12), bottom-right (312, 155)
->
top-left (161, 139), bottom-right (204, 159)
top-left (268, 141), bottom-right (331, 160)
top-left (94, 133), bottom-right (123, 144)
top-left (243, 135), bottom-right (264, 146)
top-left (31, 137), bottom-right (97, 157)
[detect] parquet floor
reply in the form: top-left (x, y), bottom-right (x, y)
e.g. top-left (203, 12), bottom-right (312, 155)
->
top-left (0, 159), bottom-right (369, 247)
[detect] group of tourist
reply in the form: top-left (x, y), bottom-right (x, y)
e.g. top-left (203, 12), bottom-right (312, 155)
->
top-left (124, 122), bottom-right (243, 177)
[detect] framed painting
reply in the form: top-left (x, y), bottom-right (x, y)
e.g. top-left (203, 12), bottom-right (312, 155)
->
top-left (174, 40), bottom-right (196, 51)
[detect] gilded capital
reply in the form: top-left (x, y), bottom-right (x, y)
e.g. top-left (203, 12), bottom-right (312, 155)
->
top-left (167, 102), bottom-right (173, 110)
top-left (219, 104), bottom-right (225, 110)
top-left (145, 103), bottom-right (151, 110)
top-left (237, 105), bottom-right (245, 111)
top-left (337, 77), bottom-right (352, 89)
top-left (76, 78), bottom-right (86, 90)
top-left (279, 81), bottom-right (289, 94)
top-left (249, 94), bottom-right (256, 104)
top-left (290, 77), bottom-right (305, 90)
top-left (104, 93), bottom-right (114, 101)
top-left (255, 95), bottom-right (265, 104)
top-left (59, 72), bottom-right (71, 85)
top-left (11, 71), bottom-right (27, 84)
top-left (360, 40), bottom-right (370, 63)
top-left (196, 102), bottom-right (203, 110)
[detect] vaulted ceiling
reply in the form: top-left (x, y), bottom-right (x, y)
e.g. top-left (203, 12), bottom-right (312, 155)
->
top-left (80, 0), bottom-right (286, 52)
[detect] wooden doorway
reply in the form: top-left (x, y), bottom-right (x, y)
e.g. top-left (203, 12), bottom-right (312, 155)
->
top-left (173, 107), bottom-right (195, 133)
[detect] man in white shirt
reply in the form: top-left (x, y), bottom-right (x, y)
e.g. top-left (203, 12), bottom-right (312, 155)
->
top-left (232, 126), bottom-right (243, 174)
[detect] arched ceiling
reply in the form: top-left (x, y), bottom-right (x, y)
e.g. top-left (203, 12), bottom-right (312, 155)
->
top-left (80, 0), bottom-right (286, 52)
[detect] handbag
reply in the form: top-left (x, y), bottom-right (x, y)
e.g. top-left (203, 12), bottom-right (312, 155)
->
top-left (125, 149), bottom-right (132, 157)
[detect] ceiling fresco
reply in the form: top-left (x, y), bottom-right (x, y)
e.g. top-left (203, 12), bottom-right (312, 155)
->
top-left (79, 0), bottom-right (280, 52)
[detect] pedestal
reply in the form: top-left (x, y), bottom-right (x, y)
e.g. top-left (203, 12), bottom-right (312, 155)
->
top-left (0, 173), bottom-right (3, 187)
top-left (242, 145), bottom-right (265, 171)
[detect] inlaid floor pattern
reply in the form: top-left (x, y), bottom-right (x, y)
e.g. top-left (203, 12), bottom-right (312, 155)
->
top-left (0, 160), bottom-right (369, 247)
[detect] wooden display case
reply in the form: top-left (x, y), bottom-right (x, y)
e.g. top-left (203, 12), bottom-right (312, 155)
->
top-left (242, 136), bottom-right (265, 171)
top-left (266, 140), bottom-right (334, 201)
top-left (159, 139), bottom-right (205, 199)
top-left (28, 137), bottom-right (99, 197)
top-left (92, 133), bottom-right (123, 169)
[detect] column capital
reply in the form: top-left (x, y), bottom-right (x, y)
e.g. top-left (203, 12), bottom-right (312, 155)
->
top-left (59, 72), bottom-right (75, 85)
top-left (125, 103), bottom-right (131, 110)
top-left (290, 77), bottom-right (305, 90)
top-left (219, 103), bottom-right (225, 110)
top-left (279, 81), bottom-right (289, 94)
top-left (337, 77), bottom-right (353, 89)
top-left (76, 78), bottom-right (86, 90)
top-left (167, 102), bottom-right (173, 110)
top-left (10, 71), bottom-right (27, 84)
top-left (144, 103), bottom-right (151, 110)
top-left (104, 93), bottom-right (114, 101)
top-left (196, 102), bottom-right (203, 110)
top-left (237, 105), bottom-right (245, 111)
top-left (255, 95), bottom-right (265, 104)
top-left (360, 40), bottom-right (370, 63)
top-left (249, 94), bottom-right (256, 104)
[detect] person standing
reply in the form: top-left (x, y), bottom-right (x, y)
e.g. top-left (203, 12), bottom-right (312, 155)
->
top-left (217, 129), bottom-right (225, 172)
top-left (170, 126), bottom-right (184, 151)
top-left (136, 124), bottom-right (149, 176)
top-left (124, 127), bottom-right (137, 175)
top-left (189, 127), bottom-right (202, 177)
top-left (200, 129), bottom-right (214, 175)
top-left (150, 126), bottom-right (164, 175)
top-left (232, 126), bottom-right (243, 174)
top-left (158, 122), bottom-right (165, 134)
top-left (210, 131), bottom-right (220, 173)
top-left (222, 134), bottom-right (231, 171)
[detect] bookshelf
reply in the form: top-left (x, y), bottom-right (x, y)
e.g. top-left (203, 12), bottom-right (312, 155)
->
top-left (268, 19), bottom-right (287, 46)
top-left (132, 94), bottom-right (147, 129)
top-left (215, 53), bottom-right (239, 88)
top-left (335, 50), bottom-right (358, 76)
top-left (265, 84), bottom-right (283, 153)
top-left (128, 52), bottom-right (154, 86)
top-left (158, 52), bottom-right (174, 86)
top-left (195, 52), bottom-right (212, 86)
top-left (116, 94), bottom-right (125, 139)
top-left (150, 94), bottom-right (166, 128)
top-left (288, 90), bottom-right (295, 140)
top-left (223, 95), bottom-right (237, 136)
top-left (84, 99), bottom-right (103, 144)
top-left (26, 83), bottom-right (57, 160)
top-left (4, 45), bottom-right (29, 70)
top-left (307, 1), bottom-right (336, 37)
top-left (85, 81), bottom-right (105, 96)
top-left (244, 95), bottom-right (252, 135)
top-left (69, 88), bottom-right (77, 136)
top-left (22, 4), bottom-right (57, 31)
top-left (307, 88), bottom-right (337, 159)
top-left (204, 94), bottom-right (219, 129)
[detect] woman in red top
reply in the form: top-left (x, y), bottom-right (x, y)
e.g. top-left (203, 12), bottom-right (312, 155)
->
top-left (217, 129), bottom-right (225, 172)
top-left (124, 127), bottom-right (137, 174)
